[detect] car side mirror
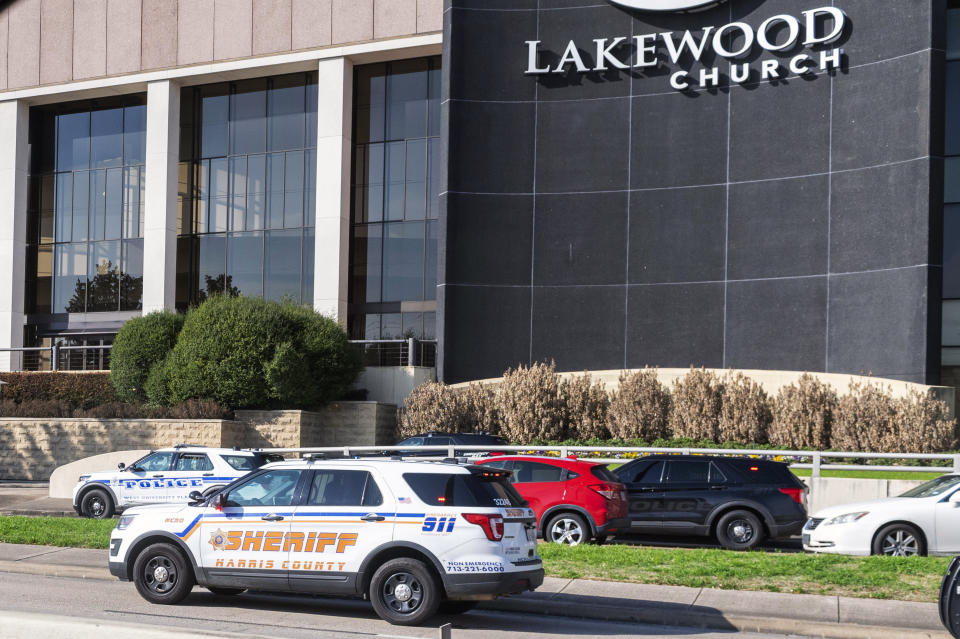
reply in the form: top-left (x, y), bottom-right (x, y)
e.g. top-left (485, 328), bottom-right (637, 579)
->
top-left (188, 490), bottom-right (204, 504)
top-left (117, 462), bottom-right (125, 470)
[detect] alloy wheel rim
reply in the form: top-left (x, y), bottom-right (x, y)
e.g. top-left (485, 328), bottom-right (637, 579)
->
top-left (382, 572), bottom-right (423, 614)
top-left (90, 497), bottom-right (104, 516)
top-left (551, 518), bottom-right (584, 546)
top-left (882, 530), bottom-right (919, 556)
top-left (143, 555), bottom-right (178, 594)
top-left (728, 519), bottom-right (754, 544)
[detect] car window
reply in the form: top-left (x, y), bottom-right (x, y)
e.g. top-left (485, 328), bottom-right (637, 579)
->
top-left (665, 461), bottom-right (709, 483)
top-left (403, 472), bottom-right (526, 507)
top-left (426, 437), bottom-right (451, 446)
top-left (900, 475), bottom-right (960, 498)
top-left (226, 469), bottom-right (300, 507)
top-left (175, 453), bottom-right (213, 472)
top-left (511, 461), bottom-right (564, 483)
top-left (628, 461), bottom-right (664, 484)
top-left (591, 465), bottom-right (619, 482)
top-left (133, 451), bottom-right (175, 472)
top-left (709, 462), bottom-right (727, 484)
top-left (399, 437), bottom-right (424, 446)
top-left (222, 454), bottom-right (258, 471)
top-left (483, 460), bottom-right (513, 471)
top-left (307, 470), bottom-right (383, 507)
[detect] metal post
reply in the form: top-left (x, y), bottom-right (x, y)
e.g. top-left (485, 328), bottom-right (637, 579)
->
top-left (560, 446), bottom-right (568, 458)
top-left (812, 452), bottom-right (822, 478)
top-left (407, 337), bottom-right (415, 367)
top-left (438, 623), bottom-right (452, 639)
top-left (51, 345), bottom-right (58, 371)
top-left (953, 455), bottom-right (960, 475)
top-left (448, 445), bottom-right (455, 458)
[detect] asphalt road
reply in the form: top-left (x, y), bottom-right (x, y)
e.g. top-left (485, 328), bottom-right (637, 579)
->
top-left (0, 570), bottom-right (821, 639)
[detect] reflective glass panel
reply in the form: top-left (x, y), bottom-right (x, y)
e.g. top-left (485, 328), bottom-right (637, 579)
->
top-left (90, 108), bottom-right (124, 168)
top-left (228, 232), bottom-right (264, 298)
top-left (383, 222), bottom-right (425, 302)
top-left (264, 229), bottom-right (301, 301)
top-left (57, 112), bottom-right (90, 172)
top-left (230, 79), bottom-right (267, 155)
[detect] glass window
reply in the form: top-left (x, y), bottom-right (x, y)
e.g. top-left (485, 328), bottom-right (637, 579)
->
top-left (269, 75), bottom-right (306, 151)
top-left (124, 105), bottom-right (147, 165)
top-left (90, 108), bottom-right (124, 168)
top-left (226, 469), bottom-right (301, 507)
top-left (230, 79), bottom-right (267, 155)
top-left (133, 451), bottom-right (175, 472)
top-left (944, 300), bottom-right (960, 347)
top-left (55, 242), bottom-right (88, 313)
top-left (403, 472), bottom-right (525, 507)
top-left (511, 461), bottom-right (564, 483)
top-left (221, 454), bottom-right (259, 471)
top-left (57, 111), bottom-right (90, 172)
top-left (383, 221), bottom-right (425, 302)
top-left (665, 461), bottom-right (710, 483)
top-left (307, 470), bottom-right (383, 506)
top-left (627, 461), bottom-right (664, 484)
top-left (265, 229), bottom-right (301, 301)
top-left (228, 232), bottom-right (264, 298)
top-left (175, 453), bottom-right (214, 472)
top-left (709, 463), bottom-right (728, 484)
top-left (900, 475), bottom-right (960, 498)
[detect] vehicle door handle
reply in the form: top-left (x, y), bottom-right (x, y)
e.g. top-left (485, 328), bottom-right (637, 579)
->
top-left (151, 475), bottom-right (164, 478)
top-left (261, 514), bottom-right (284, 522)
top-left (203, 473), bottom-right (214, 476)
top-left (710, 486), bottom-right (726, 490)
top-left (361, 514), bottom-right (386, 522)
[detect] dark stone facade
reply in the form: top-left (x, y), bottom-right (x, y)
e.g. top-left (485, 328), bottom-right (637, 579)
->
top-left (438, 0), bottom-right (945, 384)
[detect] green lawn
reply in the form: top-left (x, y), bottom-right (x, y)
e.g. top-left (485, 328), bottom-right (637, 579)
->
top-left (0, 516), bottom-right (949, 603)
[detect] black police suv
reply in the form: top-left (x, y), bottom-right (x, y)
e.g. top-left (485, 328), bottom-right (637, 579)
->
top-left (393, 432), bottom-right (508, 457)
top-left (612, 454), bottom-right (807, 550)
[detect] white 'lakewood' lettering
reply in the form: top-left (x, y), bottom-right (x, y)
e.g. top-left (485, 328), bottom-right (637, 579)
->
top-left (524, 6), bottom-right (847, 91)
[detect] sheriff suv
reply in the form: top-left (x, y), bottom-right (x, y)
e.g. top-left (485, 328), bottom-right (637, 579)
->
top-left (107, 458), bottom-right (544, 625)
top-left (74, 446), bottom-right (281, 519)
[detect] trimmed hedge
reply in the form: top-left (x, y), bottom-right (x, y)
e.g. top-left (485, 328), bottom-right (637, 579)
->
top-left (0, 372), bottom-right (116, 408)
top-left (110, 311), bottom-right (185, 403)
top-left (0, 398), bottom-right (231, 419)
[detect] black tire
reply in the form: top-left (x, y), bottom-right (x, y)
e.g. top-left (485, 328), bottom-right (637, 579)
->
top-left (368, 558), bottom-right (440, 625)
top-left (80, 488), bottom-right (115, 519)
top-left (206, 586), bottom-right (246, 596)
top-left (715, 510), bottom-right (764, 551)
top-left (132, 543), bottom-right (195, 605)
top-left (591, 535), bottom-right (608, 546)
top-left (872, 523), bottom-right (926, 557)
top-left (545, 512), bottom-right (589, 546)
top-left (439, 600), bottom-right (479, 615)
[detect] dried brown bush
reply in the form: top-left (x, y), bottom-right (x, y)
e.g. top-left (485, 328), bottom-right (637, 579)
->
top-left (894, 390), bottom-right (959, 453)
top-left (719, 372), bottom-right (772, 444)
top-left (831, 382), bottom-right (897, 452)
top-left (562, 373), bottom-right (610, 440)
top-left (668, 368), bottom-right (723, 441)
top-left (496, 362), bottom-right (565, 442)
top-left (459, 382), bottom-right (501, 436)
top-left (607, 369), bottom-right (670, 440)
top-left (398, 381), bottom-right (465, 438)
top-left (769, 374), bottom-right (837, 449)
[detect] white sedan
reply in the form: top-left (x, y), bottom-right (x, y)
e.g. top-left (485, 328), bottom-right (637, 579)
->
top-left (803, 475), bottom-right (960, 556)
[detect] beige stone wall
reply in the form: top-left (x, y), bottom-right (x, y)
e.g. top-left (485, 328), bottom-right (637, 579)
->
top-left (0, 402), bottom-right (398, 480)
top-left (0, 0), bottom-right (443, 92)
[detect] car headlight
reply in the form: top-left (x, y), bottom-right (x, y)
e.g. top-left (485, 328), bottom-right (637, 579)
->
top-left (117, 515), bottom-right (137, 530)
top-left (78, 475), bottom-right (90, 482)
top-left (824, 511), bottom-right (869, 526)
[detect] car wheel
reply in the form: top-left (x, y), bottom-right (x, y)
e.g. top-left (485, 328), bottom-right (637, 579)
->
top-left (546, 512), bottom-right (588, 546)
top-left (80, 488), bottom-right (115, 519)
top-left (715, 510), bottom-right (764, 551)
top-left (369, 558), bottom-right (440, 625)
top-left (439, 600), bottom-right (479, 615)
top-left (132, 543), bottom-right (195, 605)
top-left (873, 523), bottom-right (926, 557)
top-left (206, 586), bottom-right (246, 596)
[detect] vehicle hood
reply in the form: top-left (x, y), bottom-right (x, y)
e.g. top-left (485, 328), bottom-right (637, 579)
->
top-left (811, 497), bottom-right (923, 519)
top-left (121, 503), bottom-right (195, 516)
top-left (76, 471), bottom-right (117, 483)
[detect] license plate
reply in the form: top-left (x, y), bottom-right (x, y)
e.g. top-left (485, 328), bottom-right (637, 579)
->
top-left (525, 527), bottom-right (536, 542)
top-left (802, 534), bottom-right (810, 546)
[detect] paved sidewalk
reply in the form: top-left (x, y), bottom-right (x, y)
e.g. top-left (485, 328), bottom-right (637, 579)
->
top-left (0, 541), bottom-right (951, 638)
top-left (0, 482), bottom-right (76, 517)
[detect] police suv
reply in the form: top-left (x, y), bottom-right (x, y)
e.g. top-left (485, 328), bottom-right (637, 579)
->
top-left (108, 457), bottom-right (544, 625)
top-left (73, 446), bottom-right (280, 519)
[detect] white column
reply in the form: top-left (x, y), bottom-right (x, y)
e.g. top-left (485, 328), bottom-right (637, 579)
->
top-left (313, 57), bottom-right (354, 325)
top-left (0, 100), bottom-right (29, 372)
top-left (142, 80), bottom-right (181, 314)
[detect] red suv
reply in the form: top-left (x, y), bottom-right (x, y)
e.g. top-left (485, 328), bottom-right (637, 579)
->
top-left (475, 455), bottom-right (629, 545)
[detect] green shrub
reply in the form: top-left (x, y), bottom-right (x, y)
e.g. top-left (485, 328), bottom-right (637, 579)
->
top-left (668, 368), bottom-right (724, 441)
top-left (769, 374), bottom-right (836, 449)
top-left (149, 296), bottom-right (360, 409)
top-left (110, 311), bottom-right (185, 402)
top-left (0, 372), bottom-right (115, 408)
top-left (607, 369), bottom-right (670, 440)
top-left (719, 372), bottom-right (771, 444)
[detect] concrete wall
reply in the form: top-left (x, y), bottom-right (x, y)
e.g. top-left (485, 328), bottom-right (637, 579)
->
top-left (357, 366), bottom-right (436, 407)
top-left (0, 0), bottom-right (443, 92)
top-left (0, 402), bottom-right (398, 480)
top-left (805, 477), bottom-right (928, 514)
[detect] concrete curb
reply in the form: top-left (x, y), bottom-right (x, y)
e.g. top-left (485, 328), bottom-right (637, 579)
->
top-left (0, 552), bottom-right (951, 639)
top-left (0, 510), bottom-right (77, 517)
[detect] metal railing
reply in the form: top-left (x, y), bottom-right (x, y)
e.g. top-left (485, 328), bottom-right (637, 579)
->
top-left (349, 339), bottom-right (436, 368)
top-left (0, 345), bottom-right (112, 371)
top-left (250, 444), bottom-right (960, 477)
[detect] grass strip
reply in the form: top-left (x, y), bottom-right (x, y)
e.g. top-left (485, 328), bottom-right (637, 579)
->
top-left (0, 516), bottom-right (949, 603)
top-left (538, 543), bottom-right (950, 602)
top-left (790, 469), bottom-right (945, 480)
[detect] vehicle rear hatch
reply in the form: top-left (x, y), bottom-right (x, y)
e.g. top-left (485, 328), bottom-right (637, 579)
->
top-left (468, 466), bottom-right (540, 565)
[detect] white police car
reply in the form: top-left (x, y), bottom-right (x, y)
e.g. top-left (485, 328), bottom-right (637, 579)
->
top-left (74, 446), bottom-right (281, 519)
top-left (107, 457), bottom-right (544, 625)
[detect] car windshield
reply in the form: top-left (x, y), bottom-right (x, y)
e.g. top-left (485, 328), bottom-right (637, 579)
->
top-left (899, 475), bottom-right (960, 498)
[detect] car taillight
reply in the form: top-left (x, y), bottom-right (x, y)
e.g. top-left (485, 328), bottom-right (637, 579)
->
top-left (462, 513), bottom-right (505, 541)
top-left (779, 487), bottom-right (804, 505)
top-left (589, 483), bottom-right (623, 500)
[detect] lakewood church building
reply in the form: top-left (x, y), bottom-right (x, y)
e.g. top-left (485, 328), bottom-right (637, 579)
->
top-left (0, 0), bottom-right (955, 391)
